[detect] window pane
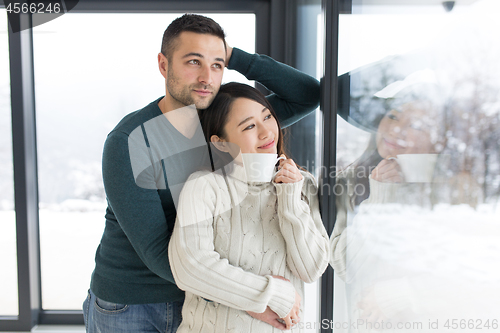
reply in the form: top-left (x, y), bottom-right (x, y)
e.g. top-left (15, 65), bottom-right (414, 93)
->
top-left (334, 0), bottom-right (500, 329)
top-left (0, 8), bottom-right (19, 317)
top-left (33, 13), bottom-right (255, 310)
top-left (292, 2), bottom-right (323, 332)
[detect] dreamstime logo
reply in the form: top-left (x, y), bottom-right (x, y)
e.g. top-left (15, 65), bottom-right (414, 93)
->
top-left (2, 0), bottom-right (79, 33)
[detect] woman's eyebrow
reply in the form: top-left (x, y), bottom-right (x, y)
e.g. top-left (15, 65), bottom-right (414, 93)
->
top-left (238, 117), bottom-right (253, 127)
top-left (237, 108), bottom-right (269, 127)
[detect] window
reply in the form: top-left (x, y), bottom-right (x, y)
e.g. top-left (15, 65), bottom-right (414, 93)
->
top-left (1, 1), bottom-right (335, 330)
top-left (0, 8), bottom-right (18, 317)
top-left (334, 0), bottom-right (500, 329)
top-left (33, 12), bottom-right (255, 310)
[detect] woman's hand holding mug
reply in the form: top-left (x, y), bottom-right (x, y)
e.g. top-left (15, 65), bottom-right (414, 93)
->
top-left (370, 157), bottom-right (403, 183)
top-left (274, 155), bottom-right (303, 184)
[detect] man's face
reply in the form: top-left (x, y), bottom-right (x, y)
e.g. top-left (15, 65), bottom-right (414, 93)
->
top-left (165, 31), bottom-right (226, 110)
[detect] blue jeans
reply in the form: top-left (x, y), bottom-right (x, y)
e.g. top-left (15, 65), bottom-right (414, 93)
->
top-left (83, 289), bottom-right (183, 333)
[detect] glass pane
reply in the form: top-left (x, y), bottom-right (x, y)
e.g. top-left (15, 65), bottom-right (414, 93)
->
top-left (33, 13), bottom-right (255, 310)
top-left (334, 0), bottom-right (500, 330)
top-left (292, 1), bottom-right (323, 332)
top-left (0, 8), bottom-right (19, 316)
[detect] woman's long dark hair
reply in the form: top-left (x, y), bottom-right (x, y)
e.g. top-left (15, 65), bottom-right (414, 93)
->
top-left (350, 134), bottom-right (383, 205)
top-left (198, 82), bottom-right (287, 171)
top-left (343, 114), bottom-right (385, 206)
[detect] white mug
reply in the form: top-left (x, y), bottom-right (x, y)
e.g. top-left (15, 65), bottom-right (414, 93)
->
top-left (241, 153), bottom-right (286, 182)
top-left (389, 153), bottom-right (438, 183)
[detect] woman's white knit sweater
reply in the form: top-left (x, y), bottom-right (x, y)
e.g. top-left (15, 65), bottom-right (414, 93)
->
top-left (169, 164), bottom-right (329, 333)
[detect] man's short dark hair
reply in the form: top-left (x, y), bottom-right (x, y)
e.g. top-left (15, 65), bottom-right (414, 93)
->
top-left (161, 14), bottom-right (226, 60)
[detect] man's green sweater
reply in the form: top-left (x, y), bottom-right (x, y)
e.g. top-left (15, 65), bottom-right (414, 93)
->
top-left (90, 48), bottom-right (320, 304)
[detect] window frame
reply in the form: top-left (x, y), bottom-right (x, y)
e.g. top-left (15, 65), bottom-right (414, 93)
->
top-left (319, 1), bottom-right (338, 332)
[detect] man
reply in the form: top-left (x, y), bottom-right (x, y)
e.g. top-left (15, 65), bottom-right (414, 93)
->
top-left (83, 14), bottom-right (320, 333)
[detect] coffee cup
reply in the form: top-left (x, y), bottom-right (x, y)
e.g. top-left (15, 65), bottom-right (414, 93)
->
top-left (389, 154), bottom-right (438, 182)
top-left (241, 153), bottom-right (286, 182)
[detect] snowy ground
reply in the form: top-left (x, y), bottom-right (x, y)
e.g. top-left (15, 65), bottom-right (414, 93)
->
top-left (0, 209), bottom-right (105, 314)
top-left (334, 202), bottom-right (500, 332)
top-left (2, 203), bottom-right (499, 331)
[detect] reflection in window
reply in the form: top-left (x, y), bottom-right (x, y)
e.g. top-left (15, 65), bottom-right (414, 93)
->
top-left (334, 0), bottom-right (500, 329)
top-left (33, 13), bottom-right (255, 310)
top-left (0, 8), bottom-right (19, 316)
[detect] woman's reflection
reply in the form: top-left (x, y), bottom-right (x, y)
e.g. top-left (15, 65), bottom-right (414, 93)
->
top-left (330, 81), bottom-right (447, 331)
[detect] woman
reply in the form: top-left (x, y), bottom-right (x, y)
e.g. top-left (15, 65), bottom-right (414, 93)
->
top-left (330, 83), bottom-right (445, 273)
top-left (330, 83), bottom-right (447, 331)
top-left (168, 82), bottom-right (330, 332)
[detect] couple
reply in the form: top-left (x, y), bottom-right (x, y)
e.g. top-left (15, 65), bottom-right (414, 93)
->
top-left (83, 14), bottom-right (329, 333)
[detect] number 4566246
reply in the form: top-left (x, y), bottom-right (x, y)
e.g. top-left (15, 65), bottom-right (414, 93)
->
top-left (444, 319), bottom-right (498, 330)
top-left (6, 2), bottom-right (61, 14)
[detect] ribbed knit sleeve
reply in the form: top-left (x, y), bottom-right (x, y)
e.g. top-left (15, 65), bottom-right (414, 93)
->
top-left (329, 173), bottom-right (352, 281)
top-left (228, 47), bottom-right (320, 128)
top-left (274, 171), bottom-right (329, 283)
top-left (330, 175), bottom-right (396, 281)
top-left (169, 171), bottom-right (296, 319)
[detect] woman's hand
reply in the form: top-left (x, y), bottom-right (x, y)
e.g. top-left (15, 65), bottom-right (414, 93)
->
top-left (246, 275), bottom-right (299, 330)
top-left (281, 289), bottom-right (301, 329)
top-left (269, 275), bottom-right (301, 329)
top-left (274, 155), bottom-right (303, 184)
top-left (247, 307), bottom-right (287, 330)
top-left (371, 158), bottom-right (403, 183)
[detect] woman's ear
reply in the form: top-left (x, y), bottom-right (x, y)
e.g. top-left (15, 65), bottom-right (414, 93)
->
top-left (210, 135), bottom-right (229, 152)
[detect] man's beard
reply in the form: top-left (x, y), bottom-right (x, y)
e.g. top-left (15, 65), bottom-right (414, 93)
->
top-left (166, 65), bottom-right (216, 110)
